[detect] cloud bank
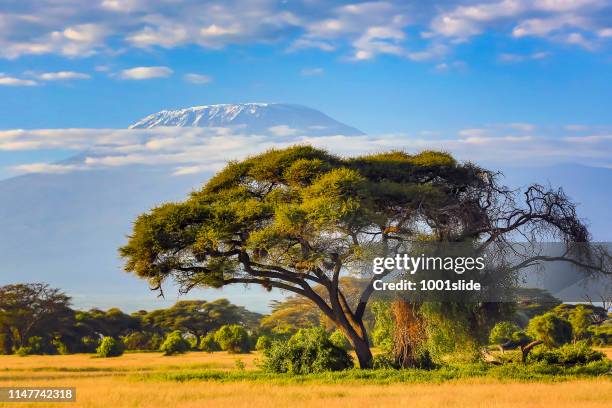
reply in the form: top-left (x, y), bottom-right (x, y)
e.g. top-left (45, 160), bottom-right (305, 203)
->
top-left (2, 124), bottom-right (611, 177)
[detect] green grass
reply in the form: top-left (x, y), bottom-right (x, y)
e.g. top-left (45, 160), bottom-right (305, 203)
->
top-left (144, 359), bottom-right (612, 385)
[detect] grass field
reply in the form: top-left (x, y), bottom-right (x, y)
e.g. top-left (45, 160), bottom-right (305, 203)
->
top-left (1, 351), bottom-right (611, 408)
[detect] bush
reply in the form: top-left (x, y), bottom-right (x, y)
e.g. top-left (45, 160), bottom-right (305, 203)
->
top-left (255, 335), bottom-right (273, 351)
top-left (527, 313), bottom-right (572, 347)
top-left (96, 337), bottom-right (124, 357)
top-left (200, 332), bottom-right (220, 352)
top-left (214, 325), bottom-right (250, 353)
top-left (527, 341), bottom-right (604, 366)
top-left (262, 327), bottom-right (353, 374)
top-left (160, 331), bottom-right (190, 356)
top-left (588, 323), bottom-right (612, 346)
top-left (329, 330), bottom-right (352, 350)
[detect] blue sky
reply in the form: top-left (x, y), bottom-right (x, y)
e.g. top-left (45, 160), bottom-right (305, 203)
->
top-left (0, 0), bottom-right (611, 178)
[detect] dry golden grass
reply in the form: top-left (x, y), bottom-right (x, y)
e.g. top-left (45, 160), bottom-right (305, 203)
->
top-left (1, 351), bottom-right (610, 408)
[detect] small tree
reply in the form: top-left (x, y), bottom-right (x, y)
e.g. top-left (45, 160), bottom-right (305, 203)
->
top-left (523, 313), bottom-right (573, 363)
top-left (489, 321), bottom-right (529, 353)
top-left (214, 325), bottom-right (250, 353)
top-left (96, 337), bottom-right (124, 357)
top-left (159, 330), bottom-right (190, 355)
top-left (199, 332), bottom-right (220, 352)
top-left (527, 313), bottom-right (573, 348)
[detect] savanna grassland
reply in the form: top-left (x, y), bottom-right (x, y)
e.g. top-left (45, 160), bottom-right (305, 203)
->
top-left (1, 350), bottom-right (611, 408)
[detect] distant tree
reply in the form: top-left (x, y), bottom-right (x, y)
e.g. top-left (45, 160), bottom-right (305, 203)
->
top-left (120, 146), bottom-right (609, 368)
top-left (199, 332), bottom-right (220, 352)
top-left (143, 299), bottom-right (259, 347)
top-left (489, 321), bottom-right (531, 354)
top-left (159, 330), bottom-right (190, 355)
top-left (0, 283), bottom-right (74, 353)
top-left (214, 325), bottom-right (250, 353)
top-left (96, 336), bottom-right (124, 357)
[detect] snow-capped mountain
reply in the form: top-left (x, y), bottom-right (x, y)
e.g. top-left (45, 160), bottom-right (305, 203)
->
top-left (129, 103), bottom-right (364, 136)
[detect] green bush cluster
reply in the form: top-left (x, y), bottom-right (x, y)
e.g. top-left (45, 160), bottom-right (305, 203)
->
top-left (213, 325), bottom-right (250, 354)
top-left (199, 332), bottom-right (221, 352)
top-left (159, 331), bottom-right (190, 355)
top-left (96, 337), bottom-right (124, 357)
top-left (527, 342), bottom-right (605, 366)
top-left (262, 327), bottom-right (353, 374)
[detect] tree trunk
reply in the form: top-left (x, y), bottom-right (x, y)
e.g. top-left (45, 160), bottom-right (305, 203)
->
top-left (392, 301), bottom-right (426, 368)
top-left (347, 330), bottom-right (373, 369)
top-left (520, 340), bottom-right (542, 363)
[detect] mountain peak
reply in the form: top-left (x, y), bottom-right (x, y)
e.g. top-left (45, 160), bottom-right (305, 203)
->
top-left (128, 103), bottom-right (364, 136)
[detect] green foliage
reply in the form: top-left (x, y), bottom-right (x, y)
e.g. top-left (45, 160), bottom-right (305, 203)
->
top-left (588, 323), bottom-right (612, 346)
top-left (262, 327), bottom-right (353, 374)
top-left (159, 330), bottom-right (190, 355)
top-left (121, 332), bottom-right (152, 351)
top-left (419, 303), bottom-right (482, 364)
top-left (96, 337), bottom-right (124, 357)
top-left (255, 335), bottom-right (273, 351)
top-left (199, 332), bottom-right (220, 352)
top-left (214, 325), bottom-right (250, 353)
top-left (0, 283), bottom-right (74, 354)
top-left (157, 360), bottom-right (612, 384)
top-left (568, 305), bottom-right (593, 341)
top-left (527, 313), bottom-right (572, 347)
top-left (370, 302), bottom-right (394, 353)
top-left (488, 321), bottom-right (530, 347)
top-left (329, 330), bottom-right (352, 350)
top-left (527, 342), bottom-right (604, 366)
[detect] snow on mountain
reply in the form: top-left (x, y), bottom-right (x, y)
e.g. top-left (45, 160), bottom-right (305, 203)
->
top-left (129, 103), bottom-right (365, 136)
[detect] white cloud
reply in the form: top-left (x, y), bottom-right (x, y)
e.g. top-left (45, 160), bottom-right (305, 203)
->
top-left (268, 125), bottom-right (298, 137)
top-left (0, 74), bottom-right (37, 86)
top-left (184, 73), bottom-right (212, 84)
top-left (598, 28), bottom-right (612, 37)
top-left (300, 67), bottom-right (324, 76)
top-left (0, 0), bottom-right (610, 64)
top-left (498, 51), bottom-right (552, 62)
top-left (35, 71), bottom-right (91, 80)
top-left (119, 66), bottom-right (173, 80)
top-left (4, 124), bottom-right (612, 177)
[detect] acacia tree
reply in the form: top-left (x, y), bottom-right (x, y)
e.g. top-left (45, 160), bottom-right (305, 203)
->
top-left (0, 283), bottom-right (73, 352)
top-left (120, 146), bottom-right (606, 368)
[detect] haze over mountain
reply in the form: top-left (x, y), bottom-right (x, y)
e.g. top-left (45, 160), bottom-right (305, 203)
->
top-left (0, 103), bottom-right (610, 312)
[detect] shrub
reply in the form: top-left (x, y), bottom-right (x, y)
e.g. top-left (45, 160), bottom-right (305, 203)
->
top-left (255, 335), bottom-right (273, 351)
top-left (262, 327), bottom-right (353, 374)
top-left (527, 341), bottom-right (604, 366)
top-left (160, 331), bottom-right (190, 356)
top-left (589, 323), bottom-right (612, 346)
top-left (527, 313), bottom-right (572, 347)
top-left (96, 337), bottom-right (124, 357)
top-left (214, 325), bottom-right (250, 353)
top-left (200, 332), bottom-right (220, 352)
top-left (329, 330), bottom-right (352, 350)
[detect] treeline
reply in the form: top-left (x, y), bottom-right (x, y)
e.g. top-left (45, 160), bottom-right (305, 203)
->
top-left (0, 283), bottom-right (261, 356)
top-left (1, 283), bottom-right (610, 373)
